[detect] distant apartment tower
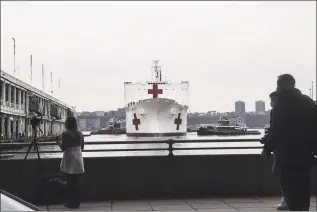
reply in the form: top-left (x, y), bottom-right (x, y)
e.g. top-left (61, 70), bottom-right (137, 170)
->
top-left (78, 118), bottom-right (87, 131)
top-left (235, 101), bottom-right (246, 114)
top-left (255, 100), bottom-right (265, 114)
top-left (94, 111), bottom-right (105, 116)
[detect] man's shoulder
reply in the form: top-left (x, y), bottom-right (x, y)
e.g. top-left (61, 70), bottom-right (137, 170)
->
top-left (62, 130), bottom-right (72, 136)
top-left (301, 94), bottom-right (315, 105)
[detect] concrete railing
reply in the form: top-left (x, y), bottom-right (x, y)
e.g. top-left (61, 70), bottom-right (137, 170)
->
top-left (0, 152), bottom-right (316, 205)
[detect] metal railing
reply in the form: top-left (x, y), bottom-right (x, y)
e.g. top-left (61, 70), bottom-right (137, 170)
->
top-left (0, 138), bottom-right (263, 156)
top-left (1, 101), bottom-right (20, 109)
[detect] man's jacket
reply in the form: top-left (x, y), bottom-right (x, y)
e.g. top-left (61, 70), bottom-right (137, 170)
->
top-left (263, 88), bottom-right (317, 168)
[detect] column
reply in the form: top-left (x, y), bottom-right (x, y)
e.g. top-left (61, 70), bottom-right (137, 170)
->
top-left (5, 116), bottom-right (9, 139)
top-left (20, 117), bottom-right (24, 135)
top-left (7, 115), bottom-right (11, 139)
top-left (52, 120), bottom-right (55, 135)
top-left (22, 90), bottom-right (25, 110)
top-left (39, 98), bottom-right (42, 114)
top-left (43, 99), bottom-right (45, 115)
top-left (13, 86), bottom-right (17, 108)
top-left (8, 84), bottom-right (11, 104)
top-left (44, 120), bottom-right (47, 136)
top-left (43, 100), bottom-right (46, 116)
top-left (1, 115), bottom-right (5, 136)
top-left (17, 117), bottom-right (21, 137)
top-left (25, 93), bottom-right (29, 114)
top-left (48, 102), bottom-right (51, 118)
top-left (42, 99), bottom-right (44, 115)
top-left (12, 116), bottom-right (16, 139)
top-left (47, 101), bottom-right (50, 117)
top-left (1, 81), bottom-right (5, 104)
top-left (24, 118), bottom-right (28, 137)
top-left (18, 89), bottom-right (22, 110)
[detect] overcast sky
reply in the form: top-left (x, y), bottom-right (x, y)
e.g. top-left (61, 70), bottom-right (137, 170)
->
top-left (1, 1), bottom-right (316, 112)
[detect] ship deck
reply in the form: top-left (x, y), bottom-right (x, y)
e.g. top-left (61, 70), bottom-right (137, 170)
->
top-left (39, 196), bottom-right (316, 211)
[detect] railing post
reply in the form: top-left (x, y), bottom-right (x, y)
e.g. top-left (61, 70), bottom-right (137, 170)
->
top-left (167, 139), bottom-right (174, 157)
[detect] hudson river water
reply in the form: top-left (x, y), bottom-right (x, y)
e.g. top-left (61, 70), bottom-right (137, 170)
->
top-left (4, 130), bottom-right (265, 159)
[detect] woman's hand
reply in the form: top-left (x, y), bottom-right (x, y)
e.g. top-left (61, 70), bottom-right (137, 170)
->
top-left (261, 148), bottom-right (272, 157)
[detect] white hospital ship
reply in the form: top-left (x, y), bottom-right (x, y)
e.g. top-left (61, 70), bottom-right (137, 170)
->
top-left (124, 60), bottom-right (189, 137)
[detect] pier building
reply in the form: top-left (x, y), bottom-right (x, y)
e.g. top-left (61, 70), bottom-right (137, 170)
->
top-left (0, 70), bottom-right (75, 140)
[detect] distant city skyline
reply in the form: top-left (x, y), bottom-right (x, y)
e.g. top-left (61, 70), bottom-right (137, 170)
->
top-left (78, 99), bottom-right (267, 114)
top-left (1, 1), bottom-right (316, 112)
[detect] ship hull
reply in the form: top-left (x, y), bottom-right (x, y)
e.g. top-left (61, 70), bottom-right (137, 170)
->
top-left (197, 128), bottom-right (261, 136)
top-left (126, 98), bottom-right (188, 137)
top-left (126, 132), bottom-right (186, 137)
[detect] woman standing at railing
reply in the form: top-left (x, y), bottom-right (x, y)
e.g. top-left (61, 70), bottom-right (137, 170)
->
top-left (261, 91), bottom-right (288, 211)
top-left (56, 116), bottom-right (85, 209)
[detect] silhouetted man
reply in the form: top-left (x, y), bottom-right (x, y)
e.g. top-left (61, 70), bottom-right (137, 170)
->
top-left (262, 74), bottom-right (316, 211)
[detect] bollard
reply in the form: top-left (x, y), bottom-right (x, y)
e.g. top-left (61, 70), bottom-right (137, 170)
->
top-left (166, 139), bottom-right (174, 157)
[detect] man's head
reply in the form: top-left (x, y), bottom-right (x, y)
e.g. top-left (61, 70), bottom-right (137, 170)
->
top-left (269, 91), bottom-right (279, 107)
top-left (277, 74), bottom-right (296, 91)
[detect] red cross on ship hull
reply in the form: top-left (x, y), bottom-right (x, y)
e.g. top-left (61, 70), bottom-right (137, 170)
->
top-left (174, 113), bottom-right (182, 130)
top-left (132, 113), bottom-right (141, 130)
top-left (148, 83), bottom-right (163, 98)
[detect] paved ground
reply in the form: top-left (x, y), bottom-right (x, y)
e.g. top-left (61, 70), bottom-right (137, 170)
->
top-left (39, 196), bottom-right (316, 211)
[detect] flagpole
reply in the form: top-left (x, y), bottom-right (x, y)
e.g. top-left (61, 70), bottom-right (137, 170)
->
top-left (312, 81), bottom-right (314, 101)
top-left (30, 55), bottom-right (33, 84)
top-left (12, 37), bottom-right (16, 77)
top-left (42, 64), bottom-right (44, 91)
top-left (58, 78), bottom-right (60, 98)
top-left (309, 88), bottom-right (312, 98)
top-left (50, 72), bottom-right (53, 95)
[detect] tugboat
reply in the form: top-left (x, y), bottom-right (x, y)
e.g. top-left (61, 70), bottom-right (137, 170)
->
top-left (197, 116), bottom-right (260, 136)
top-left (92, 119), bottom-right (126, 135)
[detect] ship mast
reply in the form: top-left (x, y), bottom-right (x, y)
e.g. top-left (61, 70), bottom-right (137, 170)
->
top-left (152, 60), bottom-right (162, 82)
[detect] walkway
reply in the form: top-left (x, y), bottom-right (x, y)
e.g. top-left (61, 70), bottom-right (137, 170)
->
top-left (39, 196), bottom-right (316, 211)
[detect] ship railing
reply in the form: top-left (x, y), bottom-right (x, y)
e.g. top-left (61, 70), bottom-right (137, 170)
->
top-left (0, 138), bottom-right (264, 157)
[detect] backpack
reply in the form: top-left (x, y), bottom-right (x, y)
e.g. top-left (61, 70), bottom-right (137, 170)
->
top-left (36, 172), bottom-right (68, 205)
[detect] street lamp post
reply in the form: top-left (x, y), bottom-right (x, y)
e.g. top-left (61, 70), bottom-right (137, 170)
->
top-left (309, 88), bottom-right (312, 98)
top-left (12, 37), bottom-right (16, 77)
top-left (312, 81), bottom-right (314, 101)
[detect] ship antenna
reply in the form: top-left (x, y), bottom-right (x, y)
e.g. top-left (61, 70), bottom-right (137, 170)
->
top-left (152, 60), bottom-right (162, 82)
top-left (159, 67), bottom-right (162, 81)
